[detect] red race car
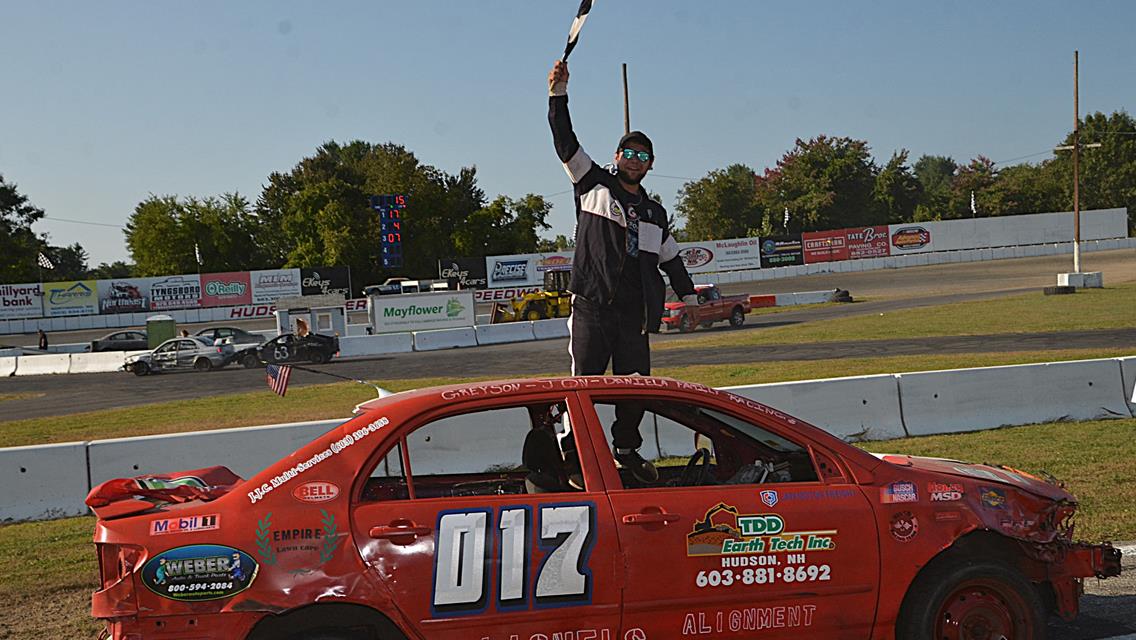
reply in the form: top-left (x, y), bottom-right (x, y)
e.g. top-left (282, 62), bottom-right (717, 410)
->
top-left (89, 376), bottom-right (1121, 640)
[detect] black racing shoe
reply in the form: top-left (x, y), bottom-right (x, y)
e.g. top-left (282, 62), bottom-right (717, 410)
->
top-left (614, 448), bottom-right (659, 484)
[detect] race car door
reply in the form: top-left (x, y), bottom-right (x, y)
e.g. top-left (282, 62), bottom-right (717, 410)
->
top-left (581, 393), bottom-right (880, 639)
top-left (352, 393), bottom-right (622, 640)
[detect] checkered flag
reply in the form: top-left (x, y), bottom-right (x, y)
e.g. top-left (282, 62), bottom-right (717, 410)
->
top-left (37, 252), bottom-right (55, 270)
top-left (562, 0), bottom-right (595, 61)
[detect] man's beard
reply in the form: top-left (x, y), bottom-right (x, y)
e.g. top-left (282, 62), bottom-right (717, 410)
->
top-left (617, 167), bottom-right (643, 186)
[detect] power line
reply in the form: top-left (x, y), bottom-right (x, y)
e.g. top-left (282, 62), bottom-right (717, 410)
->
top-left (990, 150), bottom-right (1054, 166)
top-left (40, 215), bottom-right (125, 229)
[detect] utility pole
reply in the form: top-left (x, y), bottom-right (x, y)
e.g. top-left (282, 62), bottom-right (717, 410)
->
top-left (1053, 50), bottom-right (1102, 288)
top-left (622, 63), bottom-right (630, 134)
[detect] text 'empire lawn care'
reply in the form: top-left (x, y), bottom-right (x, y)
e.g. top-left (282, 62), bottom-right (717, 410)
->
top-left (247, 416), bottom-right (390, 504)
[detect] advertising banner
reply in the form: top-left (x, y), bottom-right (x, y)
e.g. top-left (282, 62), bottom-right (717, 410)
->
top-left (804, 226), bottom-right (890, 263)
top-left (759, 235), bottom-right (804, 268)
top-left (474, 286), bottom-right (543, 303)
top-left (0, 283), bottom-right (43, 320)
top-left (368, 290), bottom-right (476, 334)
top-left (707, 237), bottom-right (762, 271)
top-left (97, 278), bottom-right (153, 315)
top-left (42, 280), bottom-right (98, 317)
top-left (486, 255), bottom-right (536, 288)
top-left (200, 271), bottom-right (252, 307)
top-left (535, 252), bottom-right (574, 276)
top-left (438, 257), bottom-right (489, 289)
top-left (888, 224), bottom-right (935, 253)
top-left (676, 242), bottom-right (719, 274)
top-left (149, 275), bottom-right (202, 311)
top-left (301, 267), bottom-right (352, 297)
top-left (251, 268), bottom-right (302, 304)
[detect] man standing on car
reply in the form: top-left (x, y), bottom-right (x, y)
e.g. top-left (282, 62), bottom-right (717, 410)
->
top-left (548, 60), bottom-right (699, 482)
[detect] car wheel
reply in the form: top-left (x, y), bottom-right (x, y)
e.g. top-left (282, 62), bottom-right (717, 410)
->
top-left (678, 313), bottom-right (695, 333)
top-left (729, 306), bottom-right (745, 327)
top-left (523, 305), bottom-right (545, 321)
top-left (193, 358), bottom-right (213, 371)
top-left (241, 353), bottom-right (261, 369)
top-left (131, 361), bottom-right (150, 376)
top-left (896, 559), bottom-right (1044, 640)
top-left (310, 350), bottom-right (329, 365)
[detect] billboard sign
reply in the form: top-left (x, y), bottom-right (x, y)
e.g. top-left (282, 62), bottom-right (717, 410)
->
top-left (890, 226), bottom-right (933, 252)
top-left (150, 275), bottom-right (203, 311)
top-left (759, 235), bottom-right (804, 268)
top-left (42, 280), bottom-right (98, 317)
top-left (438, 258), bottom-right (489, 289)
top-left (676, 243), bottom-right (718, 273)
top-left (251, 269), bottom-right (301, 304)
top-left (97, 278), bottom-right (153, 314)
top-left (804, 226), bottom-right (890, 263)
top-left (368, 290), bottom-right (476, 334)
top-left (0, 283), bottom-right (43, 320)
top-left (709, 237), bottom-right (762, 271)
top-left (300, 267), bottom-right (352, 297)
top-left (200, 272), bottom-right (252, 307)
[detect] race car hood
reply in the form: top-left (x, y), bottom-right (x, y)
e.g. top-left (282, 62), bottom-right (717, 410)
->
top-left (86, 466), bottom-right (243, 520)
top-left (879, 454), bottom-right (1075, 503)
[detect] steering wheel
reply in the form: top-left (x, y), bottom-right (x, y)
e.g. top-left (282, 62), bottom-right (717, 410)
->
top-left (678, 448), bottom-right (714, 486)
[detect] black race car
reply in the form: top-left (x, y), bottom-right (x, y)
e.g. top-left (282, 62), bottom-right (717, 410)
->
top-left (247, 332), bottom-right (339, 367)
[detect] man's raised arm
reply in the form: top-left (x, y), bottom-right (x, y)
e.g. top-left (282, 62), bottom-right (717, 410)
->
top-left (548, 60), bottom-right (594, 184)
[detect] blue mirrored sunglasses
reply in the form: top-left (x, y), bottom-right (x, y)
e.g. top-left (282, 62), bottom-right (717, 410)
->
top-left (620, 148), bottom-right (652, 162)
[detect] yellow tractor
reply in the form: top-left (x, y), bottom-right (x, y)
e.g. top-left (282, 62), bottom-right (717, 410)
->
top-left (491, 269), bottom-right (572, 323)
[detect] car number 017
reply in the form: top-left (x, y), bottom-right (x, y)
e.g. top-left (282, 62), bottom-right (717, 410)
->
top-left (433, 504), bottom-right (595, 615)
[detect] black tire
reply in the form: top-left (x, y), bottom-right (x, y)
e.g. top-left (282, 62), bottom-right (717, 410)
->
top-left (288, 630), bottom-right (367, 640)
top-left (523, 304), bottom-right (545, 321)
top-left (193, 358), bottom-right (213, 371)
top-left (678, 313), bottom-right (695, 333)
top-left (241, 352), bottom-right (261, 369)
top-left (729, 306), bottom-right (745, 327)
top-left (309, 350), bottom-right (329, 364)
top-left (1043, 285), bottom-right (1076, 295)
top-left (895, 558), bottom-right (1044, 640)
top-left (131, 361), bottom-right (150, 376)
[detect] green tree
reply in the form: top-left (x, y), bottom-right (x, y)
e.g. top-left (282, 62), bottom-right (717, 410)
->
top-left (947, 156), bottom-right (997, 219)
top-left (674, 164), bottom-right (761, 240)
top-left (757, 137), bottom-right (881, 232)
top-left (124, 195), bottom-right (195, 276)
top-left (0, 174), bottom-right (46, 283)
top-left (1049, 110), bottom-right (1136, 231)
top-left (982, 162), bottom-right (1063, 216)
top-left (913, 155), bottom-right (957, 221)
top-left (43, 243), bottom-right (89, 280)
top-left (873, 150), bottom-right (922, 224)
top-left (453, 195), bottom-right (552, 257)
top-left (126, 193), bottom-right (262, 276)
top-left (89, 261), bottom-right (135, 279)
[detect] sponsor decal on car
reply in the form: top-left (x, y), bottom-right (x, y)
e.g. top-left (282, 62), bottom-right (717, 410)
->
top-left (928, 481), bottom-right (964, 502)
top-left (889, 511), bottom-right (919, 542)
top-left (759, 490), bottom-right (779, 508)
top-left (141, 544), bottom-right (258, 601)
top-left (254, 510), bottom-right (341, 574)
top-left (980, 486), bottom-right (1007, 509)
top-left (681, 605), bottom-right (817, 635)
top-left (890, 226), bottom-right (931, 250)
top-left (880, 481), bottom-right (918, 504)
top-left (293, 481), bottom-right (340, 504)
top-left (150, 514), bottom-right (221, 536)
top-left (687, 503), bottom-right (836, 557)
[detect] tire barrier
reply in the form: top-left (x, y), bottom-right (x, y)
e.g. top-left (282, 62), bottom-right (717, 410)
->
top-left (4, 356), bottom-right (1134, 522)
top-left (898, 359), bottom-right (1133, 437)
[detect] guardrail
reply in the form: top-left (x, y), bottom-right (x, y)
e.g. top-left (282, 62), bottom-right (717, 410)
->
top-left (2, 356), bottom-right (1133, 523)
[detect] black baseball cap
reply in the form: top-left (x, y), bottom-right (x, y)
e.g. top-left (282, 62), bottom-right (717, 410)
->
top-left (617, 130), bottom-right (654, 157)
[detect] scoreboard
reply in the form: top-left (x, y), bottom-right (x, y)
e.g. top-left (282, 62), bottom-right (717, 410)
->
top-left (370, 194), bottom-right (406, 269)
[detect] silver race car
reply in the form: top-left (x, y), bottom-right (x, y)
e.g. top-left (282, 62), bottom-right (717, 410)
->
top-left (124, 336), bottom-right (235, 376)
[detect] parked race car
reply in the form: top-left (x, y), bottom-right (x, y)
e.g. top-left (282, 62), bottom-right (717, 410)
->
top-left (123, 336), bottom-right (235, 376)
top-left (251, 332), bottom-right (339, 366)
top-left (90, 330), bottom-right (148, 352)
top-left (196, 326), bottom-right (267, 348)
top-left (88, 376), bottom-right (1120, 640)
top-left (663, 283), bottom-right (751, 332)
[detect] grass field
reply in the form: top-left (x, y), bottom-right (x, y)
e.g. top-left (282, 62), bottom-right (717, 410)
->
top-left (655, 282), bottom-right (1136, 351)
top-left (3, 416), bottom-right (1132, 639)
top-left (1, 346), bottom-right (1132, 448)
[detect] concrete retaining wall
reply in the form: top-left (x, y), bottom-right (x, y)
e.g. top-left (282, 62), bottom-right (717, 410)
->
top-left (87, 419), bottom-right (345, 487)
top-left (723, 375), bottom-right (908, 441)
top-left (898, 359), bottom-right (1132, 436)
top-left (0, 356), bottom-right (15, 377)
top-left (13, 353), bottom-right (71, 376)
top-left (68, 352), bottom-right (127, 374)
top-left (0, 442), bottom-right (90, 521)
top-left (532, 318), bottom-right (570, 340)
top-left (1120, 356), bottom-right (1136, 417)
top-left (337, 333), bottom-right (414, 358)
top-left (412, 327), bottom-right (477, 351)
top-left (475, 322), bottom-right (537, 345)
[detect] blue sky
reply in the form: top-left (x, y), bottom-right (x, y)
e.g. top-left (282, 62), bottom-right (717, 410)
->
top-left (2, 1), bottom-right (1134, 266)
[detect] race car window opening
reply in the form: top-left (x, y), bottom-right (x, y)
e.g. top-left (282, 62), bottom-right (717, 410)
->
top-left (592, 399), bottom-right (819, 489)
top-left (359, 400), bottom-right (583, 501)
top-left (360, 441), bottom-right (409, 502)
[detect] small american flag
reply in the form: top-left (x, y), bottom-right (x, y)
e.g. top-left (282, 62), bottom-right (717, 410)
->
top-left (37, 252), bottom-right (55, 270)
top-left (265, 364), bottom-right (292, 397)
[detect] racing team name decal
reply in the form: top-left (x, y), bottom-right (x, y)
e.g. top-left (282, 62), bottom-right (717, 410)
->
top-left (433, 503), bottom-right (595, 617)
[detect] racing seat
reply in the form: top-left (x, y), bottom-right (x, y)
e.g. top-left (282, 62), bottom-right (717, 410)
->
top-left (522, 427), bottom-right (567, 494)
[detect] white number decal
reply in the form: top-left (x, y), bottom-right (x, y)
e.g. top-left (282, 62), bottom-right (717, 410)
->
top-left (433, 511), bottom-right (488, 608)
top-left (432, 504), bottom-right (593, 615)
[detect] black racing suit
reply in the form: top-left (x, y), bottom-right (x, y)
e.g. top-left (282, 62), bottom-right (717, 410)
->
top-left (549, 87), bottom-right (695, 450)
